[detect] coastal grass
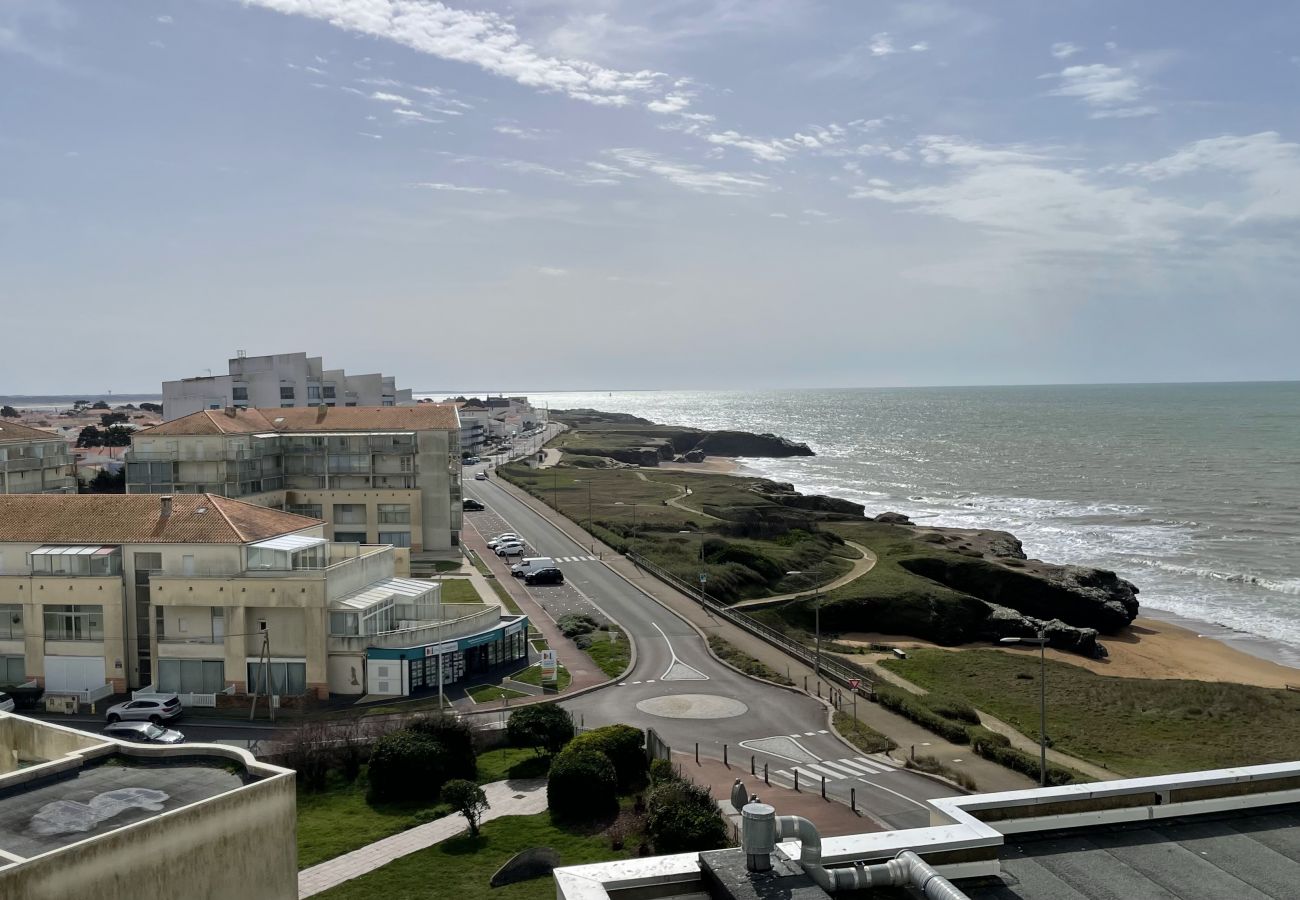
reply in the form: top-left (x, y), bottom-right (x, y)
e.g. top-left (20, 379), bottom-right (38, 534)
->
top-left (882, 649), bottom-right (1300, 776)
top-left (581, 628), bottom-right (631, 678)
top-left (314, 812), bottom-right (631, 900)
top-left (297, 767), bottom-right (446, 869)
top-left (707, 634), bottom-right (795, 686)
top-left (832, 711), bottom-right (898, 755)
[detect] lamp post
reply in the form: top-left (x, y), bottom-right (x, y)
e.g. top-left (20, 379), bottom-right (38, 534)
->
top-left (680, 530), bottom-right (707, 603)
top-left (436, 570), bottom-right (445, 713)
top-left (787, 570), bottom-right (821, 675)
top-left (574, 479), bottom-right (594, 551)
top-left (1000, 630), bottom-right (1048, 786)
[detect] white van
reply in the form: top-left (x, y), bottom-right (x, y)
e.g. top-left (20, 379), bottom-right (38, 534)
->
top-left (511, 557), bottom-right (556, 578)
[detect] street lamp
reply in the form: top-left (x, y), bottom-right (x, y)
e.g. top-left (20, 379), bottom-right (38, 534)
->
top-left (574, 479), bottom-right (594, 551)
top-left (787, 570), bottom-right (821, 675)
top-left (1000, 630), bottom-right (1049, 787)
top-left (678, 530), bottom-right (707, 602)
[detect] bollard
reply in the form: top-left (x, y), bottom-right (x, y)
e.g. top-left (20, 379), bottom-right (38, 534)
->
top-left (724, 744), bottom-right (728, 767)
top-left (751, 755), bottom-right (756, 776)
top-left (817, 682), bottom-right (821, 698)
top-left (851, 787), bottom-right (856, 813)
top-left (911, 744), bottom-right (916, 761)
top-left (821, 775), bottom-right (826, 799)
top-left (795, 770), bottom-right (800, 792)
top-left (764, 763), bottom-right (769, 785)
top-left (696, 742), bottom-right (700, 764)
top-left (804, 675), bottom-right (808, 692)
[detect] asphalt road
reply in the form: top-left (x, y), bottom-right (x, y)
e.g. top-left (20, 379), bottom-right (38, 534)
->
top-left (24, 712), bottom-right (283, 755)
top-left (465, 461), bottom-right (957, 829)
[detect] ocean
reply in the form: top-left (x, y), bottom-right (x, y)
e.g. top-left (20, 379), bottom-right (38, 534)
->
top-left (510, 384), bottom-right (1300, 666)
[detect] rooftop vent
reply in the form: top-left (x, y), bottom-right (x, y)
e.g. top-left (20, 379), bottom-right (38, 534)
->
top-left (160, 495), bottom-right (173, 518)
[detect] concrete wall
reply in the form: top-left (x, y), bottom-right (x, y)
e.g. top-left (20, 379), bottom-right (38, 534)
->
top-left (0, 575), bottom-right (129, 691)
top-left (0, 713), bottom-right (103, 774)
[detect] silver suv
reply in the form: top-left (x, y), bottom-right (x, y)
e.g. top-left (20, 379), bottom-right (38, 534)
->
top-left (104, 695), bottom-right (183, 725)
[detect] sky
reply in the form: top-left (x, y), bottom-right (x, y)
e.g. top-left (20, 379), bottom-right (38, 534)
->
top-left (2, 0), bottom-right (1299, 393)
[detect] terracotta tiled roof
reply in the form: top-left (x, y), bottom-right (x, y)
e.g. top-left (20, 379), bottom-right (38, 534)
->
top-left (141, 405), bottom-right (459, 436)
top-left (0, 494), bottom-right (322, 544)
top-left (0, 421), bottom-right (63, 444)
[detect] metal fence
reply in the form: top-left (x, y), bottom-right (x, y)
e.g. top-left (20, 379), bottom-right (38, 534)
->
top-left (626, 551), bottom-right (876, 698)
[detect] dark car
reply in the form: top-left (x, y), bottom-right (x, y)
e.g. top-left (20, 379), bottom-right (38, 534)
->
top-left (462, 498), bottom-right (485, 511)
top-left (102, 722), bottom-right (186, 745)
top-left (524, 567), bottom-right (564, 585)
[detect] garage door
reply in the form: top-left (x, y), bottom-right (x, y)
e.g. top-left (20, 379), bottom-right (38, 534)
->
top-left (44, 656), bottom-right (106, 692)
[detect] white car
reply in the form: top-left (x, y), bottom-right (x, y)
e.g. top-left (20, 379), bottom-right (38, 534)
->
top-left (496, 541), bottom-right (525, 557)
top-left (486, 534), bottom-right (519, 549)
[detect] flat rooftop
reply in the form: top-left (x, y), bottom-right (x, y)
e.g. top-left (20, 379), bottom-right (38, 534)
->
top-left (963, 805), bottom-right (1300, 900)
top-left (0, 757), bottom-right (249, 861)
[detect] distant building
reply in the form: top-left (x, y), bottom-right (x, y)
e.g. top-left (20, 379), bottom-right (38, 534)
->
top-left (162, 350), bottom-right (413, 421)
top-left (126, 405), bottom-right (463, 553)
top-left (0, 712), bottom-right (296, 899)
top-left (0, 421), bottom-right (75, 495)
top-left (446, 395), bottom-right (546, 445)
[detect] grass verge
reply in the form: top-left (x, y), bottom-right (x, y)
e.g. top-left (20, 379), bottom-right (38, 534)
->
top-left (832, 711), bottom-right (897, 754)
top-left (706, 634), bottom-right (795, 686)
top-left (467, 684), bottom-right (528, 703)
top-left (582, 629), bottom-right (631, 678)
top-left (297, 768), bottom-right (446, 869)
top-left (437, 578), bottom-right (484, 604)
top-left (513, 664), bottom-right (573, 692)
top-left (475, 747), bottom-right (552, 784)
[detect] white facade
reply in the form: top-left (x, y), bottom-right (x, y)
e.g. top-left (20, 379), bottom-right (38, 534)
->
top-left (163, 351), bottom-right (413, 420)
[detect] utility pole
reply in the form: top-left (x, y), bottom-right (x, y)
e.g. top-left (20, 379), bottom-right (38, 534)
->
top-left (249, 628), bottom-right (274, 722)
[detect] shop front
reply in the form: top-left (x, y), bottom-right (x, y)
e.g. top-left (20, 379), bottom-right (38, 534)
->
top-left (364, 614), bottom-right (529, 696)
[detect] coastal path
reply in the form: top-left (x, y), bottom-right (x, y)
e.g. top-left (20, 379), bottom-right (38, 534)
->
top-left (730, 542), bottom-right (878, 611)
top-left (463, 467), bottom-right (966, 830)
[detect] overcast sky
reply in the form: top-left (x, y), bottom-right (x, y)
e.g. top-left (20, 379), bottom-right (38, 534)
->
top-left (3, 1), bottom-right (1299, 394)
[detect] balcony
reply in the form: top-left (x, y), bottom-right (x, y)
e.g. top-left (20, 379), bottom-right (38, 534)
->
top-left (0, 457), bottom-right (45, 473)
top-left (328, 605), bottom-right (498, 653)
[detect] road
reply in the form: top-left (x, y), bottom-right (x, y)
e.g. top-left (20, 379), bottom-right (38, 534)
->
top-left (464, 455), bottom-right (957, 829)
top-left (23, 712), bottom-right (283, 755)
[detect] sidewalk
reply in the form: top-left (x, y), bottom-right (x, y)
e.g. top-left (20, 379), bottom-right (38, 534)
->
top-left (489, 473), bottom-right (1038, 795)
top-left (297, 778), bottom-right (548, 898)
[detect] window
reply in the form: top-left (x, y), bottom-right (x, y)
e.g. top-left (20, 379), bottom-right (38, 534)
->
top-left (43, 605), bottom-right (104, 641)
top-left (400, 456), bottom-right (412, 472)
top-left (322, 385), bottom-right (336, 399)
top-left (287, 503), bottom-right (323, 518)
top-left (280, 386), bottom-right (295, 400)
top-left (378, 531), bottom-right (411, 548)
top-left (281, 402), bottom-right (295, 408)
top-left (246, 661), bottom-right (307, 696)
top-left (1, 655), bottom-right (24, 684)
top-left (158, 658), bottom-right (225, 693)
top-left (333, 503), bottom-right (366, 524)
top-left (377, 503), bottom-right (410, 524)
top-left (0, 605), bottom-right (22, 640)
top-left (333, 531), bottom-right (366, 544)
top-left (329, 612), bottom-right (359, 636)
top-left (232, 386), bottom-right (248, 402)
top-left (307, 385), bottom-right (321, 401)
top-left (30, 549), bottom-right (121, 577)
top-left (134, 552), bottom-right (162, 572)
top-left (345, 402), bottom-right (357, 407)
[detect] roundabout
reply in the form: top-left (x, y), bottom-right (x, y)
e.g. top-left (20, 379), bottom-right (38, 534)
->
top-left (634, 693), bottom-right (749, 720)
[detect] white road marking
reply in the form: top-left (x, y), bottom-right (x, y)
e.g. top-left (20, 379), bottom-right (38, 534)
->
top-left (652, 622), bottom-right (709, 681)
top-left (852, 777), bottom-right (933, 812)
top-left (803, 763), bottom-right (846, 780)
top-left (819, 759), bottom-right (870, 777)
top-left (804, 731), bottom-right (817, 736)
top-left (846, 757), bottom-right (891, 775)
top-left (818, 730), bottom-right (829, 734)
top-left (775, 769), bottom-right (793, 780)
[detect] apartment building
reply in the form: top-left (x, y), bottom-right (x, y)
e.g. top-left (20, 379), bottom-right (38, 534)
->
top-left (162, 350), bottom-right (414, 420)
top-left (448, 395), bottom-right (546, 443)
top-left (0, 421), bottom-right (75, 495)
top-left (0, 493), bottom-right (523, 698)
top-left (125, 404), bottom-right (463, 552)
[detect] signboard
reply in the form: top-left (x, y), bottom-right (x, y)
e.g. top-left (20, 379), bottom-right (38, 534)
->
top-left (540, 649), bottom-right (558, 686)
top-left (848, 678), bottom-right (861, 690)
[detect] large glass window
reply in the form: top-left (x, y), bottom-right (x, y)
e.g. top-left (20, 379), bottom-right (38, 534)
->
top-left (157, 658), bottom-right (225, 693)
top-left (0, 656), bottom-right (24, 685)
top-left (134, 552), bottom-right (162, 572)
top-left (378, 531), bottom-right (411, 548)
top-left (246, 661), bottom-right (307, 696)
top-left (30, 549), bottom-right (122, 576)
top-left (280, 386), bottom-right (295, 400)
top-left (333, 503), bottom-right (366, 524)
top-left (307, 385), bottom-right (321, 401)
top-left (43, 604), bottom-right (104, 641)
top-left (322, 385), bottom-right (336, 399)
top-left (329, 612), bottom-right (359, 636)
top-left (0, 605), bottom-right (22, 640)
top-left (377, 503), bottom-right (410, 524)
top-left (287, 504), bottom-right (323, 518)
top-left (333, 531), bottom-right (367, 544)
top-left (232, 386), bottom-right (248, 401)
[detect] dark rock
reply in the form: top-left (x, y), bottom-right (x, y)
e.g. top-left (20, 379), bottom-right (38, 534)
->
top-left (690, 431), bottom-right (814, 458)
top-left (490, 847), bottom-right (561, 887)
top-left (684, 449), bottom-right (706, 462)
top-left (980, 605), bottom-right (1104, 658)
top-left (749, 480), bottom-right (865, 516)
top-left (874, 511), bottom-right (913, 525)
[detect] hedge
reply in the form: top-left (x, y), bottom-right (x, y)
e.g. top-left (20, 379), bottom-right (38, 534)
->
top-left (968, 726), bottom-right (1081, 786)
top-left (548, 747), bottom-right (617, 821)
top-left (646, 777), bottom-right (729, 854)
top-left (368, 731), bottom-right (452, 803)
top-left (874, 685), bottom-right (971, 745)
top-left (406, 714), bottom-right (476, 780)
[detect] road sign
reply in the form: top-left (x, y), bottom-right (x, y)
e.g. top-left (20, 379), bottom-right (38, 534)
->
top-left (540, 649), bottom-right (558, 685)
top-left (848, 678), bottom-right (861, 690)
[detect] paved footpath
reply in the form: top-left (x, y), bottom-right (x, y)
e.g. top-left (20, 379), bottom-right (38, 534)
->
top-left (298, 778), bottom-right (548, 898)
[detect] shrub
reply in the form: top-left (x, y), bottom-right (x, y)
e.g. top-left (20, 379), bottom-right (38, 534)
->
top-left (905, 755), bottom-right (978, 791)
top-left (968, 734), bottom-right (1081, 786)
top-left (557, 613), bottom-right (599, 638)
top-left (549, 748), bottom-right (617, 822)
top-left (649, 758), bottom-right (679, 786)
top-left (281, 720), bottom-right (335, 793)
top-left (875, 685), bottom-right (970, 745)
top-left (508, 703), bottom-right (575, 756)
top-left (646, 777), bottom-right (728, 854)
top-left (441, 779), bottom-right (490, 835)
top-left (368, 731), bottom-right (452, 803)
top-left (967, 726), bottom-right (1011, 751)
top-left (407, 714), bottom-right (476, 780)
top-left (925, 696), bottom-right (980, 725)
top-left (568, 724), bottom-right (647, 792)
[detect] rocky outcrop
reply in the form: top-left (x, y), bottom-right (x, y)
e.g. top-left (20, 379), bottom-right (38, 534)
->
top-left (684, 449), bottom-right (706, 462)
top-left (874, 511), bottom-right (913, 525)
top-left (979, 604), bottom-right (1105, 658)
top-left (690, 431), bottom-right (813, 458)
top-left (552, 409), bottom-right (654, 426)
top-left (751, 481), bottom-right (865, 517)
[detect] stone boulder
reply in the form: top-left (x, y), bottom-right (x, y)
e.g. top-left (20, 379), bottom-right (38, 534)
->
top-left (684, 449), bottom-right (706, 462)
top-left (874, 511), bottom-right (913, 525)
top-left (980, 604), bottom-right (1105, 658)
top-left (490, 847), bottom-right (561, 887)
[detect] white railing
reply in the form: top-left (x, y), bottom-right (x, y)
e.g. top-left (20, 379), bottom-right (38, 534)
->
top-left (132, 683), bottom-right (234, 707)
top-left (71, 683), bottom-right (113, 704)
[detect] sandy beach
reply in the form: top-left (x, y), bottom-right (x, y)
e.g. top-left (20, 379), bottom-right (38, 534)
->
top-left (839, 615), bottom-right (1300, 689)
top-left (655, 457), bottom-right (741, 475)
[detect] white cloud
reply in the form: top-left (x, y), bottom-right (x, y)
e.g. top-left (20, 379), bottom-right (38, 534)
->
top-left (393, 108), bottom-right (438, 122)
top-left (240, 0), bottom-right (667, 107)
top-left (411, 182), bottom-right (507, 194)
top-left (156, 15), bottom-right (174, 25)
top-left (537, 266), bottom-right (567, 276)
top-left (869, 32), bottom-right (896, 56)
top-left (370, 90), bottom-right (411, 106)
top-left (149, 39), bottom-right (165, 49)
top-left (1046, 63), bottom-right (1156, 118)
top-left (605, 149), bottom-right (770, 195)
top-left (647, 92), bottom-right (692, 114)
top-left (802, 208), bottom-right (828, 217)
top-left (1051, 42), bottom-right (1081, 59)
top-left (910, 41), bottom-right (929, 52)
top-left (495, 124), bottom-right (547, 139)
top-left (705, 130), bottom-right (798, 162)
top-left (357, 132), bottom-right (383, 139)
top-left (769, 212), bottom-right (789, 218)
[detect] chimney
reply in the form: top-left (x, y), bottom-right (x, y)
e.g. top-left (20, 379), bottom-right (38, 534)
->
top-left (160, 495), bottom-right (173, 518)
top-left (316, 403), bottom-right (328, 422)
top-left (224, 406), bottom-right (237, 418)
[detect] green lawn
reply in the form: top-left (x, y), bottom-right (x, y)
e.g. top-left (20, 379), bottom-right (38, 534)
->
top-left (475, 747), bottom-right (552, 784)
top-left (315, 812), bottom-right (629, 900)
top-left (297, 769), bottom-right (446, 869)
top-left (438, 578), bottom-right (484, 604)
top-left (832, 711), bottom-right (897, 755)
top-left (882, 648), bottom-right (1300, 776)
top-left (583, 629), bottom-right (631, 678)
top-left (513, 663), bottom-right (573, 691)
top-left (467, 684), bottom-right (529, 703)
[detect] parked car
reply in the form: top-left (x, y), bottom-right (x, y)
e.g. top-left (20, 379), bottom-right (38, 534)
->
top-left (0, 683), bottom-right (43, 710)
top-left (486, 533), bottom-right (519, 549)
top-left (462, 498), bottom-right (485, 511)
top-left (474, 471), bottom-right (487, 481)
top-left (0, 692), bottom-right (13, 713)
top-left (495, 541), bottom-right (525, 557)
top-left (104, 695), bottom-right (182, 725)
top-left (524, 567), bottom-right (564, 585)
top-left (102, 722), bottom-right (185, 745)
top-left (511, 557), bottom-right (556, 577)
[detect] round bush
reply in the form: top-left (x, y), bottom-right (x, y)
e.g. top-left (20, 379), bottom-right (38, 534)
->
top-left (646, 778), bottom-right (728, 854)
top-left (406, 714), bottom-right (476, 780)
top-left (548, 747), bottom-right (617, 822)
top-left (568, 724), bottom-right (647, 791)
top-left (367, 731), bottom-right (451, 803)
top-left (508, 703), bottom-right (575, 755)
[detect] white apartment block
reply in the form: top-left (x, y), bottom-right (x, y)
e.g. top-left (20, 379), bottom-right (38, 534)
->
top-left (162, 350), bottom-right (414, 420)
top-left (451, 396), bottom-right (547, 445)
top-left (126, 405), bottom-right (463, 552)
top-left (0, 421), bottom-right (76, 495)
top-left (0, 494), bottom-right (525, 698)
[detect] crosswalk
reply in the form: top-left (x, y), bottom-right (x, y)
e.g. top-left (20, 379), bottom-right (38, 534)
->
top-left (554, 555), bottom-right (599, 563)
top-left (773, 756), bottom-right (900, 783)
